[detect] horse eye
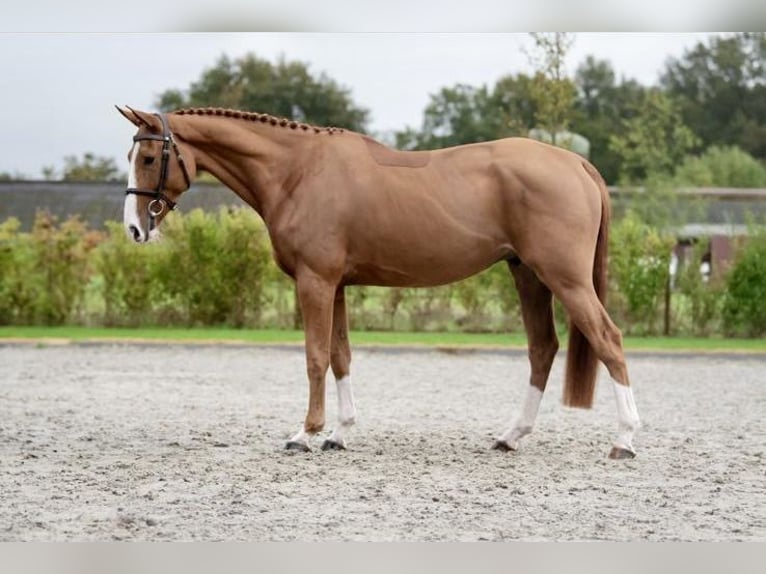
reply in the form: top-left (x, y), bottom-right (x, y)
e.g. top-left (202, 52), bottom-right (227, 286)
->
top-left (143, 156), bottom-right (155, 166)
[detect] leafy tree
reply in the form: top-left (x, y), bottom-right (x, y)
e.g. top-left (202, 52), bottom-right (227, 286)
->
top-left (571, 56), bottom-right (646, 183)
top-left (40, 153), bottom-right (124, 182)
top-left (608, 89), bottom-right (702, 230)
top-left (575, 56), bottom-right (618, 118)
top-left (526, 33), bottom-right (577, 147)
top-left (0, 170), bottom-right (31, 181)
top-left (396, 50), bottom-right (653, 181)
top-left (609, 89), bottom-right (699, 184)
top-left (41, 166), bottom-right (57, 181)
top-left (673, 145), bottom-right (766, 188)
top-left (157, 53), bottom-right (369, 132)
top-left (396, 84), bottom-right (507, 150)
top-left (62, 153), bottom-right (124, 182)
top-left (491, 73), bottom-right (540, 134)
top-left (661, 32), bottom-right (766, 160)
top-left (395, 75), bottom-right (538, 151)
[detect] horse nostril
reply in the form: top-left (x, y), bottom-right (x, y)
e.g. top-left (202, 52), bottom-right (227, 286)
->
top-left (129, 225), bottom-right (142, 242)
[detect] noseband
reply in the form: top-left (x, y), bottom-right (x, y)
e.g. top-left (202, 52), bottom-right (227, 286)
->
top-left (125, 113), bottom-right (191, 230)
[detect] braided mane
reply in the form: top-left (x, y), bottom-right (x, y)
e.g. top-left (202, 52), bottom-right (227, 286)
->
top-left (172, 107), bottom-right (345, 135)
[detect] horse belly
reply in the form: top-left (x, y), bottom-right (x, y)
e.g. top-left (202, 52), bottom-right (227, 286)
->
top-left (346, 228), bottom-right (511, 287)
top-left (342, 156), bottom-right (515, 287)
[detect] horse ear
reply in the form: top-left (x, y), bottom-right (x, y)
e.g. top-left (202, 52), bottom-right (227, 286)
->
top-left (116, 105), bottom-right (162, 132)
top-left (115, 105), bottom-right (142, 126)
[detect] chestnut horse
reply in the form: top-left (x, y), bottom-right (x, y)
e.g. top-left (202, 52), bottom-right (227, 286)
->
top-left (117, 106), bottom-right (640, 459)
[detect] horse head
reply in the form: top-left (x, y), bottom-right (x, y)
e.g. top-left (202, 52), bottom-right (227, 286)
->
top-left (116, 106), bottom-right (197, 243)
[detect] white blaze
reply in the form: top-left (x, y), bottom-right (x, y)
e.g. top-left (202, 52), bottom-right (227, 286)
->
top-left (124, 141), bottom-right (144, 241)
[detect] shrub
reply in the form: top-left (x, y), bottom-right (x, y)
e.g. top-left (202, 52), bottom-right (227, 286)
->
top-left (0, 212), bottom-right (98, 326)
top-left (608, 211), bottom-right (676, 335)
top-left (93, 209), bottom-right (275, 328)
top-left (94, 221), bottom-right (159, 326)
top-left (32, 212), bottom-right (97, 325)
top-left (400, 285), bottom-right (454, 332)
top-left (453, 263), bottom-right (521, 332)
top-left (722, 227), bottom-right (766, 336)
top-left (344, 286), bottom-right (403, 331)
top-left (1, 205), bottom-right (761, 339)
top-left (344, 263), bottom-right (522, 333)
top-left (0, 212), bottom-right (99, 325)
top-left (153, 208), bottom-right (272, 327)
top-left (673, 240), bottom-right (724, 336)
top-left (0, 218), bottom-right (38, 325)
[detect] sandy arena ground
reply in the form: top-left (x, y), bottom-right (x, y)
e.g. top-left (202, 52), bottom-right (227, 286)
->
top-left (0, 342), bottom-right (764, 541)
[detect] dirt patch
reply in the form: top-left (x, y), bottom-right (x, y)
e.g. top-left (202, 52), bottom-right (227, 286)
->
top-left (0, 343), bottom-right (763, 541)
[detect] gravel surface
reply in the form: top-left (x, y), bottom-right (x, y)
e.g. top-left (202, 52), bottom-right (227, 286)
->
top-left (1, 343), bottom-right (764, 541)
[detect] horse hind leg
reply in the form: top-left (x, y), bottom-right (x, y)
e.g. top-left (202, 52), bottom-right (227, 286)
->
top-left (493, 263), bottom-right (559, 452)
top-left (552, 281), bottom-right (641, 458)
top-left (321, 287), bottom-right (358, 451)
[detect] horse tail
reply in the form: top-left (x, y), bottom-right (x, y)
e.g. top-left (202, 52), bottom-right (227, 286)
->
top-left (563, 161), bottom-right (610, 409)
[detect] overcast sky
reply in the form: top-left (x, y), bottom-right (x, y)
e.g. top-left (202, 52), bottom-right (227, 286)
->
top-left (0, 32), bottom-right (715, 178)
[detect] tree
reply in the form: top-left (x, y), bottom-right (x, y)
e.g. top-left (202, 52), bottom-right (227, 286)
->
top-left (0, 171), bottom-right (25, 181)
top-left (157, 53), bottom-right (370, 132)
top-left (661, 32), bottom-right (766, 160)
top-left (396, 84), bottom-right (506, 150)
top-left (673, 145), bottom-right (766, 188)
top-left (395, 74), bottom-right (537, 151)
top-left (526, 33), bottom-right (578, 147)
top-left (609, 89), bottom-right (698, 184)
top-left (492, 73), bottom-right (539, 135)
top-left (45, 153), bottom-right (124, 182)
top-left (41, 166), bottom-right (57, 181)
top-left (571, 56), bottom-right (646, 183)
top-left (576, 56), bottom-right (617, 118)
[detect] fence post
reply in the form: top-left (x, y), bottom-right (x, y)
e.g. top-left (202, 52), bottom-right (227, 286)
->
top-left (663, 274), bottom-right (671, 336)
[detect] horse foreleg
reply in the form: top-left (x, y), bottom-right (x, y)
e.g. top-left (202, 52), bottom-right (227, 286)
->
top-left (493, 263), bottom-right (558, 452)
top-left (322, 287), bottom-right (357, 451)
top-left (286, 270), bottom-right (336, 452)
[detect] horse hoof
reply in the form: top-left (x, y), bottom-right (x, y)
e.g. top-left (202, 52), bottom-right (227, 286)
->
top-left (321, 439), bottom-right (346, 451)
top-left (608, 446), bottom-right (636, 460)
top-left (285, 441), bottom-right (310, 452)
top-left (491, 440), bottom-right (516, 452)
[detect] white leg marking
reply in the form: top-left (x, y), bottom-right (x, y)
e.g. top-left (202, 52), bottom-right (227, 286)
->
top-left (328, 375), bottom-right (357, 447)
top-left (124, 142), bottom-right (145, 242)
top-left (289, 426), bottom-right (312, 448)
top-left (612, 380), bottom-right (641, 452)
top-left (496, 385), bottom-right (543, 450)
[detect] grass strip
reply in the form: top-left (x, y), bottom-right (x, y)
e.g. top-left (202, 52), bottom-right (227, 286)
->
top-left (1, 326), bottom-right (765, 353)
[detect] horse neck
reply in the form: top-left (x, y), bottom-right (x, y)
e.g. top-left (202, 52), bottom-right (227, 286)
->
top-left (173, 114), bottom-right (313, 219)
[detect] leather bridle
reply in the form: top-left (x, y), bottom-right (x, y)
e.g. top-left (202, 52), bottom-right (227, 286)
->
top-left (125, 113), bottom-right (191, 230)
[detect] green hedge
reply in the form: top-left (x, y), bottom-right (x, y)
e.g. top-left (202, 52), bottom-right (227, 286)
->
top-left (608, 211), bottom-right (676, 335)
top-left (94, 209), bottom-right (276, 327)
top-left (0, 214), bottom-right (97, 325)
top-left (1, 208), bottom-right (763, 336)
top-left (722, 228), bottom-right (766, 336)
